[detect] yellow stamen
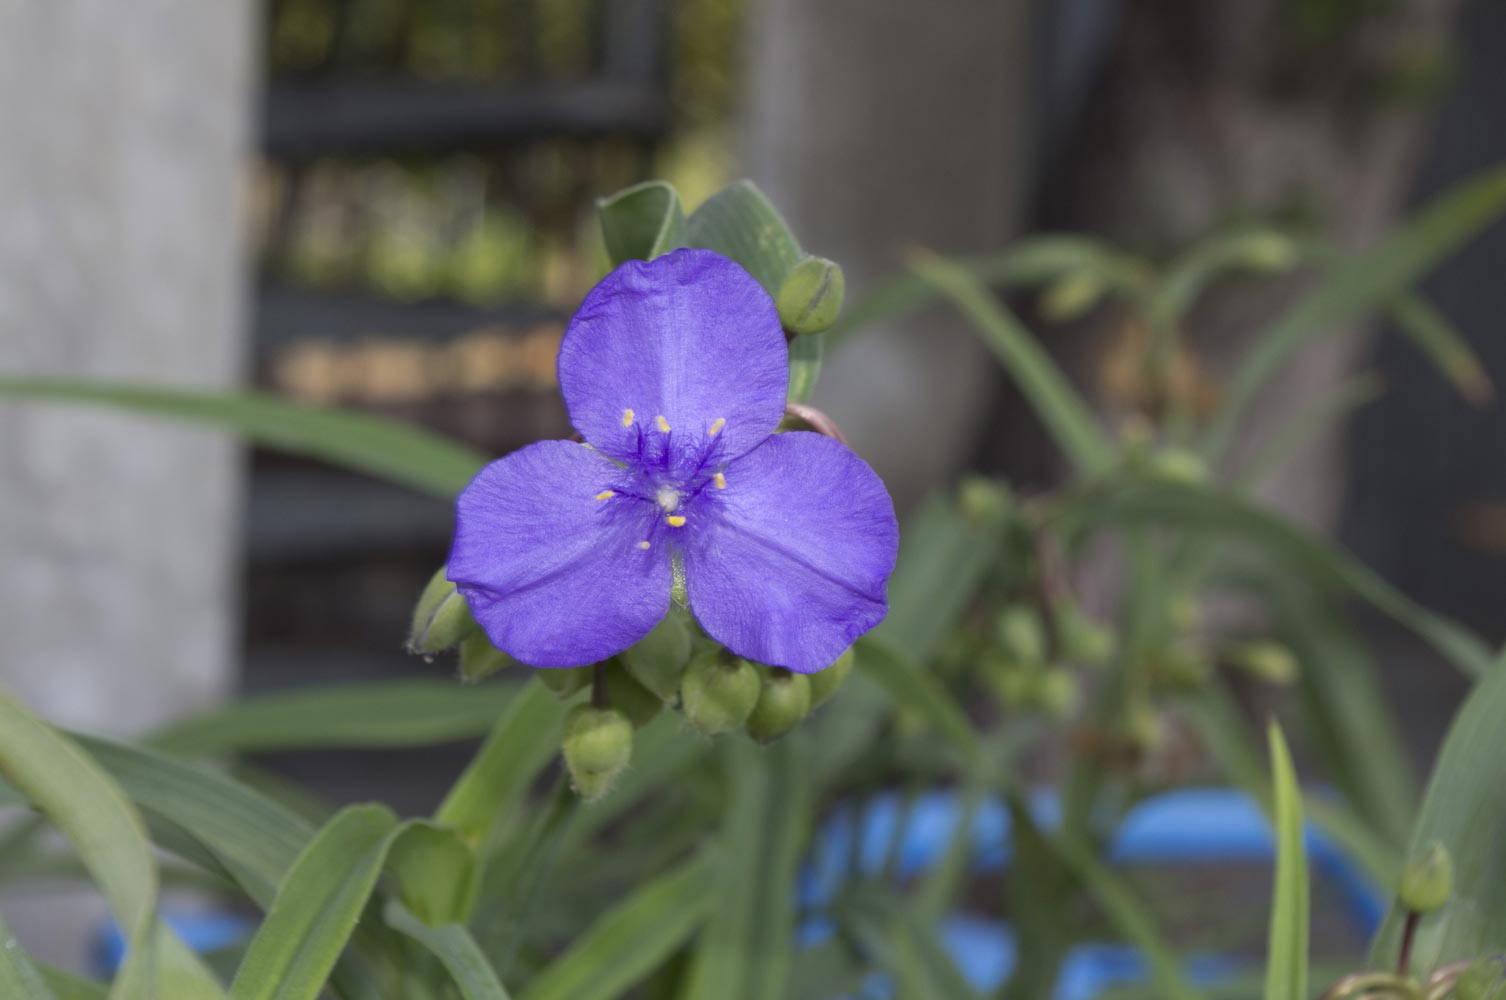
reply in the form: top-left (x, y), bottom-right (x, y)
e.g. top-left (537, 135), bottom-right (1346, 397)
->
top-left (656, 414), bottom-right (671, 433)
top-left (637, 540), bottom-right (651, 550)
top-left (713, 472), bottom-right (726, 490)
top-left (621, 408), bottom-right (635, 427)
top-left (666, 515), bottom-right (687, 527)
top-left (709, 417), bottom-right (725, 436)
top-left (594, 490), bottom-right (616, 501)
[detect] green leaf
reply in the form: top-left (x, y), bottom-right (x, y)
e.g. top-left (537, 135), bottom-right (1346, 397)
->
top-left (435, 680), bottom-right (565, 844)
top-left (909, 248), bottom-right (1116, 478)
top-left (386, 822), bottom-right (481, 927)
top-left (876, 491), bottom-right (1010, 662)
top-left (0, 913), bottom-right (59, 1000)
top-left (517, 851), bottom-right (718, 1000)
top-left (597, 181), bottom-right (688, 264)
top-left (1076, 477), bottom-right (1495, 677)
top-left (842, 888), bottom-right (983, 1000)
top-left (679, 738), bottom-right (811, 1000)
top-left (37, 967), bottom-right (108, 1000)
top-left (149, 680), bottom-right (517, 756)
top-left (1202, 166), bottom-right (1506, 460)
top-left (0, 690), bottom-right (226, 1000)
top-left (786, 328), bottom-right (824, 405)
top-left (855, 638), bottom-right (982, 768)
top-left (1264, 722), bottom-right (1310, 1000)
top-left (229, 804), bottom-right (400, 1000)
top-left (1051, 837), bottom-right (1205, 1000)
top-left (1369, 648), bottom-right (1506, 972)
top-left (1387, 293), bottom-right (1493, 406)
top-left (685, 181), bottom-right (803, 294)
top-left (383, 900), bottom-right (512, 1000)
top-left (0, 378), bottom-right (487, 499)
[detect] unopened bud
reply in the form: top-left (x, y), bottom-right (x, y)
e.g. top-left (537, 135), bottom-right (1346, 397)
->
top-left (1124, 700), bottom-right (1166, 754)
top-left (408, 567), bottom-right (478, 656)
top-left (562, 705), bottom-right (633, 802)
top-left (957, 476), bottom-right (1012, 527)
top-left (1149, 447), bottom-right (1209, 485)
top-left (537, 665), bottom-right (593, 699)
top-left (1057, 604), bottom-right (1115, 667)
top-left (996, 606), bottom-right (1046, 665)
top-left (777, 256), bottom-right (845, 335)
top-left (1227, 640), bottom-right (1299, 686)
top-left (1035, 669), bottom-right (1080, 719)
top-left (1399, 840), bottom-right (1454, 915)
top-left (620, 611), bottom-right (692, 701)
top-left (680, 652), bottom-right (760, 736)
top-left (1040, 269), bottom-right (1107, 323)
top-left (808, 646), bottom-right (856, 708)
top-left (1236, 232), bottom-right (1299, 273)
top-left (604, 661), bottom-right (662, 728)
top-left (746, 668), bottom-right (812, 744)
top-left (458, 632), bottom-right (513, 683)
top-left (1158, 644), bottom-right (1211, 690)
top-left (991, 664), bottom-right (1035, 709)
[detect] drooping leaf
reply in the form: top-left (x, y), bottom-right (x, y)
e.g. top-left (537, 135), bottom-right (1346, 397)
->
top-left (149, 680), bottom-right (517, 756)
top-left (383, 900), bottom-right (512, 1000)
top-left (0, 378), bottom-right (487, 499)
top-left (0, 688), bottom-right (226, 1000)
top-left (910, 248), bottom-right (1116, 478)
top-left (0, 913), bottom-right (59, 1000)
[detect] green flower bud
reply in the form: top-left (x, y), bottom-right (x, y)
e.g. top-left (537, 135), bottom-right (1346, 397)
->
top-left (604, 661), bottom-right (662, 728)
top-left (680, 652), bottom-right (760, 736)
top-left (1149, 447), bottom-right (1209, 485)
top-left (776, 256), bottom-right (845, 335)
top-left (1236, 232), bottom-right (1299, 273)
top-left (562, 705), bottom-right (633, 802)
top-left (1056, 604), bottom-right (1115, 667)
top-left (1227, 640), bottom-right (1299, 686)
top-left (1124, 700), bottom-right (1166, 754)
top-left (537, 665), bottom-right (593, 699)
top-left (1035, 669), bottom-right (1080, 720)
top-left (956, 476), bottom-right (1012, 528)
top-left (746, 668), bottom-right (812, 744)
top-left (990, 663), bottom-right (1035, 709)
top-left (620, 610), bottom-right (692, 701)
top-left (996, 606), bottom-right (1046, 665)
top-left (808, 646), bottom-right (856, 708)
top-left (408, 566), bottom-right (478, 656)
top-left (458, 632), bottom-right (513, 683)
top-left (1157, 644), bottom-right (1212, 690)
top-left (1040, 269), bottom-right (1107, 323)
top-left (1399, 840), bottom-right (1454, 915)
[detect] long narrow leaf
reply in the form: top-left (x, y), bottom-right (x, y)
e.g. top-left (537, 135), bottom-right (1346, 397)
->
top-left (0, 689), bottom-right (225, 1000)
top-left (150, 680), bottom-right (516, 756)
top-left (1264, 723), bottom-right (1310, 1000)
top-left (0, 913), bottom-right (58, 1000)
top-left (910, 249), bottom-right (1115, 477)
top-left (384, 901), bottom-right (512, 1000)
top-left (1202, 166), bottom-right (1506, 460)
top-left (518, 851), bottom-right (718, 1000)
top-left (0, 378), bottom-right (488, 498)
top-left (679, 738), bottom-right (811, 1000)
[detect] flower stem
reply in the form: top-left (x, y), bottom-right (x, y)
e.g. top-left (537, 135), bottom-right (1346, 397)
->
top-left (1398, 909), bottom-right (1421, 977)
top-left (592, 661), bottom-right (609, 709)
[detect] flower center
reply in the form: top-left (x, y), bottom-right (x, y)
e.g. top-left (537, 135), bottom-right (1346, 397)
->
top-left (655, 485), bottom-right (681, 513)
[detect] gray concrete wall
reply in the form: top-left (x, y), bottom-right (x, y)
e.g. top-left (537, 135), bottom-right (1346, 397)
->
top-left (0, 0), bottom-right (254, 968)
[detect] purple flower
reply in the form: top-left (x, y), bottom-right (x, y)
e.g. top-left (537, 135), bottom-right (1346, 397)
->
top-left (448, 249), bottom-right (898, 674)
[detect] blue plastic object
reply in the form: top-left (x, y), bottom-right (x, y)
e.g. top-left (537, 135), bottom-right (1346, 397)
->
top-left (798, 786), bottom-right (1384, 998)
top-left (94, 909), bottom-right (253, 978)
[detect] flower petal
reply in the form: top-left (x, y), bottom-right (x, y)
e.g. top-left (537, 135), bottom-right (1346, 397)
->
top-left (558, 248), bottom-right (788, 464)
top-left (683, 432), bottom-right (898, 673)
top-left (449, 440), bottom-right (670, 667)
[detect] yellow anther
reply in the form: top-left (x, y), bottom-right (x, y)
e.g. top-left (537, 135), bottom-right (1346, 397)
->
top-left (656, 414), bottom-right (671, 433)
top-left (709, 417), bottom-right (726, 436)
top-left (713, 472), bottom-right (726, 490)
top-left (666, 515), bottom-right (687, 528)
top-left (621, 408), bottom-right (635, 427)
top-left (594, 490), bottom-right (616, 501)
top-left (637, 540), bottom-right (651, 550)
